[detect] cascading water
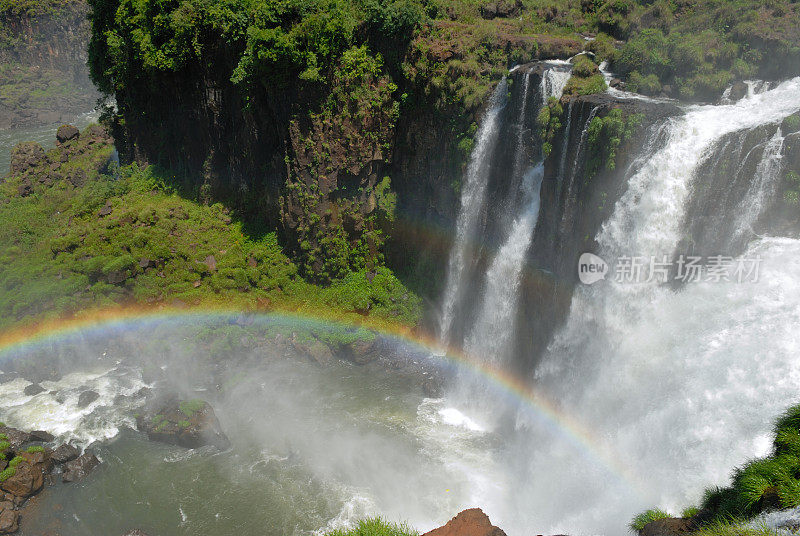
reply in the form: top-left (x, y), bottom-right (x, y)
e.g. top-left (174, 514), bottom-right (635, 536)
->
top-left (510, 77), bottom-right (800, 534)
top-left (438, 80), bottom-right (508, 349)
top-left (731, 127), bottom-right (786, 245)
top-left (445, 64), bottom-right (570, 421)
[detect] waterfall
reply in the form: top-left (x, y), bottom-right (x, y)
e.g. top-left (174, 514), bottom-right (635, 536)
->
top-left (509, 77), bottom-right (800, 535)
top-left (438, 79), bottom-right (508, 348)
top-left (462, 164), bottom-right (544, 370)
top-left (444, 64), bottom-right (569, 420)
top-left (731, 127), bottom-right (786, 245)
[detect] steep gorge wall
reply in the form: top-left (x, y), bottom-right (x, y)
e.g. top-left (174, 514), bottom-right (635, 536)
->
top-left (0, 0), bottom-right (99, 127)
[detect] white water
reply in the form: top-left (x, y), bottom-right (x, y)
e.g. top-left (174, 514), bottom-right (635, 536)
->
top-left (461, 164), bottom-right (544, 376)
top-left (517, 77), bottom-right (800, 534)
top-left (539, 61), bottom-right (572, 105)
top-left (448, 65), bottom-right (568, 419)
top-left (0, 367), bottom-right (148, 448)
top-left (438, 80), bottom-right (508, 348)
top-left (731, 127), bottom-right (786, 244)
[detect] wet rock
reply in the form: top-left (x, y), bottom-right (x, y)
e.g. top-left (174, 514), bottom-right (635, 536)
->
top-left (640, 517), bottom-right (696, 536)
top-left (136, 398), bottom-right (229, 450)
top-left (0, 460), bottom-right (44, 498)
top-left (56, 124), bottom-right (80, 144)
top-left (77, 390), bottom-right (100, 408)
top-left (62, 452), bottom-right (100, 483)
top-left (610, 78), bottom-right (625, 90)
top-left (28, 430), bottom-right (54, 443)
top-left (423, 508), bottom-right (507, 536)
top-left (307, 341), bottom-right (334, 366)
top-left (10, 142), bottom-right (46, 175)
top-left (50, 443), bottom-right (79, 464)
top-left (23, 383), bottom-right (45, 397)
top-left (122, 530), bottom-right (150, 536)
top-left (0, 501), bottom-right (18, 534)
top-left (20, 449), bottom-right (54, 474)
top-left (0, 428), bottom-right (31, 450)
top-left (728, 81), bottom-right (748, 103)
top-left (344, 337), bottom-right (378, 365)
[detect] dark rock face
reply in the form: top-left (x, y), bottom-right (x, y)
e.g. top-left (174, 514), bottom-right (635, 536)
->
top-left (27, 431), bottom-right (54, 443)
top-left (22, 384), bottom-right (45, 397)
top-left (423, 508), bottom-right (507, 536)
top-left (50, 443), bottom-right (79, 464)
top-left (62, 452), bottom-right (100, 483)
top-left (137, 399), bottom-right (230, 450)
top-left (56, 124), bottom-right (80, 144)
top-left (640, 517), bottom-right (696, 536)
top-left (77, 390), bottom-right (100, 408)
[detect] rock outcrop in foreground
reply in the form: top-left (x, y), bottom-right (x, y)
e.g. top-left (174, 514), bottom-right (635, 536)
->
top-left (0, 425), bottom-right (99, 534)
top-left (423, 509), bottom-right (507, 536)
top-left (136, 398), bottom-right (230, 450)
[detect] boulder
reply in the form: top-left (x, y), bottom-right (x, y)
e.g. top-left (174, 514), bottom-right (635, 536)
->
top-left (9, 142), bottom-right (46, 175)
top-left (56, 124), bottom-right (80, 144)
top-left (640, 517), bottom-right (696, 536)
top-left (77, 390), bottom-right (100, 408)
top-left (50, 443), bottom-right (79, 464)
top-left (62, 452), bottom-right (100, 483)
top-left (0, 501), bottom-right (18, 534)
top-left (0, 460), bottom-right (44, 498)
top-left (344, 337), bottom-right (378, 365)
top-left (308, 341), bottom-right (334, 366)
top-left (28, 430), bottom-right (54, 443)
top-left (0, 428), bottom-right (31, 450)
top-left (20, 448), bottom-right (54, 474)
top-left (136, 399), bottom-right (230, 450)
top-left (423, 509), bottom-right (507, 536)
top-left (727, 81), bottom-right (748, 103)
top-left (23, 383), bottom-right (45, 396)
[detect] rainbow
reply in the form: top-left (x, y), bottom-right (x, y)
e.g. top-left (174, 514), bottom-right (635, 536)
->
top-left (0, 305), bottom-right (644, 495)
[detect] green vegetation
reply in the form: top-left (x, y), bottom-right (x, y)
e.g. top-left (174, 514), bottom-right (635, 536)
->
top-left (179, 399), bottom-right (205, 418)
top-left (635, 402), bottom-right (800, 533)
top-left (326, 517), bottom-right (418, 536)
top-left (0, 126), bottom-right (421, 332)
top-left (0, 455), bottom-right (25, 482)
top-left (613, 1), bottom-right (800, 100)
top-left (563, 55), bottom-right (607, 98)
top-left (629, 508), bottom-right (671, 532)
top-left (586, 108), bottom-right (643, 177)
top-left (25, 446), bottom-right (44, 453)
top-left (537, 96), bottom-right (563, 157)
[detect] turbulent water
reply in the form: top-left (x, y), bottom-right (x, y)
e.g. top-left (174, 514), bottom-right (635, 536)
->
top-left (3, 72), bottom-right (800, 536)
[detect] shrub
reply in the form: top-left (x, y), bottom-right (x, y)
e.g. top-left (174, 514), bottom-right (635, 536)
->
top-left (627, 71), bottom-right (661, 95)
top-left (629, 509), bottom-right (671, 532)
top-left (326, 517), bottom-right (418, 536)
top-left (25, 446), bottom-right (44, 453)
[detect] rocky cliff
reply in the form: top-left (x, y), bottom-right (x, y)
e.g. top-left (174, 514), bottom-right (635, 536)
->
top-left (0, 0), bottom-right (99, 127)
